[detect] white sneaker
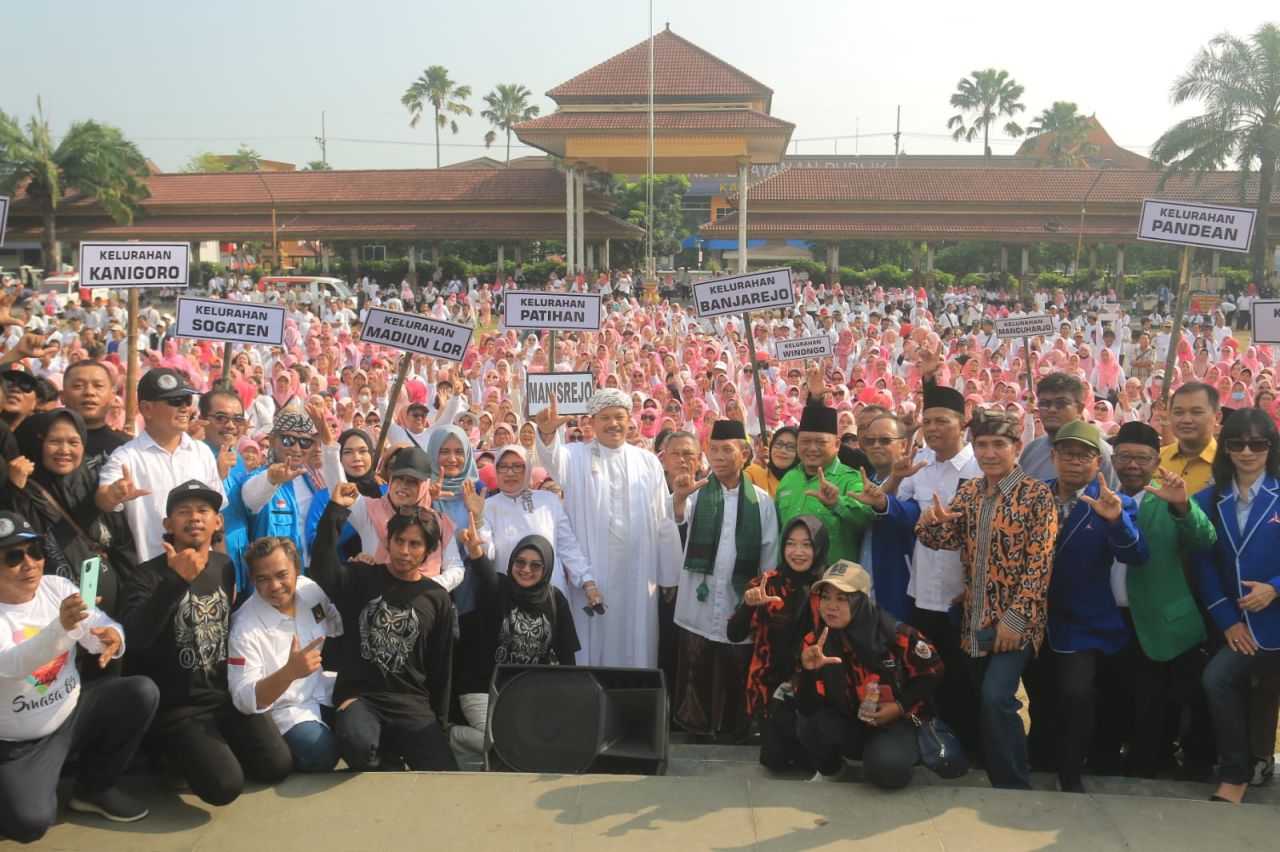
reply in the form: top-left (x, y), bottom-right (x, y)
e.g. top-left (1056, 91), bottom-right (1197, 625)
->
top-left (807, 766), bottom-right (846, 783)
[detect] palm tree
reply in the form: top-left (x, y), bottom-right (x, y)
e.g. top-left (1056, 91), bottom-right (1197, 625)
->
top-left (303, 160), bottom-right (332, 171)
top-left (0, 100), bottom-right (150, 273)
top-left (183, 144), bottom-right (264, 174)
top-left (1025, 101), bottom-right (1099, 168)
top-left (946, 69), bottom-right (1026, 157)
top-left (401, 66), bottom-right (473, 168)
top-left (480, 84), bottom-right (540, 166)
top-left (1151, 23), bottom-right (1280, 288)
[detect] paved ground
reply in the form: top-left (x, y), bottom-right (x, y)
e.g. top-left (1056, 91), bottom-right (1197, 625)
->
top-left (12, 745), bottom-right (1278, 851)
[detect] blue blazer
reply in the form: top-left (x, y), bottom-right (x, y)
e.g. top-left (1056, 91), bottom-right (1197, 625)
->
top-left (1193, 476), bottom-right (1280, 651)
top-left (1045, 477), bottom-right (1149, 654)
top-left (874, 494), bottom-right (922, 622)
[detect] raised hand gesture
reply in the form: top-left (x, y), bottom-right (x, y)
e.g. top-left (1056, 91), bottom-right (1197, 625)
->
top-left (284, 636), bottom-right (325, 680)
top-left (457, 513), bottom-right (484, 560)
top-left (163, 540), bottom-right (209, 583)
top-left (1144, 466), bottom-right (1189, 510)
top-left (922, 494), bottom-right (960, 526)
top-left (671, 472), bottom-right (709, 502)
top-left (267, 459), bottom-right (309, 487)
top-left (307, 399), bottom-right (335, 446)
top-left (804, 468), bottom-right (841, 507)
top-left (805, 362), bottom-right (826, 399)
top-left (1080, 473), bottom-right (1123, 522)
top-left (217, 441), bottom-right (239, 481)
top-left (801, 626), bottom-right (842, 670)
top-left (533, 395), bottom-right (571, 440)
top-left (90, 626), bottom-right (122, 669)
top-left (107, 464), bottom-right (152, 507)
top-left (7, 330), bottom-right (58, 363)
top-left (0, 288), bottom-right (23, 327)
top-left (918, 344), bottom-right (941, 378)
top-left (850, 468), bottom-right (888, 512)
top-left (428, 471), bottom-right (456, 501)
top-left (330, 481), bottom-right (359, 508)
top-left (891, 454), bottom-right (928, 482)
top-left (7, 455), bottom-right (34, 490)
top-left (743, 585), bottom-right (783, 607)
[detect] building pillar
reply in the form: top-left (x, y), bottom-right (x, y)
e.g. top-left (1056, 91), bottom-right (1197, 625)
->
top-left (586, 243), bottom-right (595, 272)
top-left (1089, 246), bottom-right (1098, 271)
top-left (351, 245), bottom-right (360, 274)
top-left (1000, 245), bottom-right (1009, 272)
top-left (574, 170), bottom-right (586, 275)
top-left (1211, 250), bottom-right (1221, 276)
top-left (925, 242), bottom-right (935, 273)
top-left (565, 166), bottom-right (576, 276)
top-left (737, 160), bottom-right (749, 274)
top-left (1115, 245), bottom-right (1125, 277)
top-left (1021, 245), bottom-right (1030, 276)
top-left (604, 238), bottom-right (611, 273)
top-left (497, 244), bottom-right (505, 282)
top-left (320, 243), bottom-right (330, 273)
top-left (190, 242), bottom-right (203, 286)
top-left (514, 244), bottom-right (523, 266)
top-left (407, 243), bottom-right (416, 274)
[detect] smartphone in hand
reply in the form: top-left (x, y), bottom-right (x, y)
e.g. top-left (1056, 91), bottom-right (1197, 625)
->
top-left (79, 557), bottom-right (101, 610)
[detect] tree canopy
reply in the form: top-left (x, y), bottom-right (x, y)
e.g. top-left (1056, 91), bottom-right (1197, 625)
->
top-left (946, 69), bottom-right (1026, 158)
top-left (481, 83), bottom-right (540, 166)
top-left (402, 65), bottom-right (473, 169)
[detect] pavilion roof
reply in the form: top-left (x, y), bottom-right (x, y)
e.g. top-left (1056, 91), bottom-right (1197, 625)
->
top-left (515, 109), bottom-right (793, 134)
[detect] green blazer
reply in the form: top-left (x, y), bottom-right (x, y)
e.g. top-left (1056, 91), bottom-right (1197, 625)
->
top-left (1126, 491), bottom-right (1216, 662)
top-left (775, 458), bottom-right (872, 565)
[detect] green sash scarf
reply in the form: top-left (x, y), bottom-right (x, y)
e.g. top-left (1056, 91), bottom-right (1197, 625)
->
top-left (683, 472), bottom-right (762, 603)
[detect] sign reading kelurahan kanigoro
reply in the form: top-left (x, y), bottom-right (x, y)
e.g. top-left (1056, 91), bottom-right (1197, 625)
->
top-left (176, 297), bottom-right (286, 345)
top-left (692, 267), bottom-right (795, 318)
top-left (360, 307), bottom-right (473, 363)
top-left (79, 241), bottom-right (191, 288)
top-left (504, 291), bottom-right (602, 331)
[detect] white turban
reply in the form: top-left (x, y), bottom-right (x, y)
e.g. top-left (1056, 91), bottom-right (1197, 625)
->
top-left (587, 388), bottom-right (633, 416)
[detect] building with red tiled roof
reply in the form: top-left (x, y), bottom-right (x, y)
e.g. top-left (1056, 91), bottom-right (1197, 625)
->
top-left (1016, 116), bottom-right (1152, 170)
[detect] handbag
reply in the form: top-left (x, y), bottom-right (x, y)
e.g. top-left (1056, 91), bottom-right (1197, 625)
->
top-left (27, 481), bottom-right (111, 563)
top-left (912, 711), bottom-right (969, 779)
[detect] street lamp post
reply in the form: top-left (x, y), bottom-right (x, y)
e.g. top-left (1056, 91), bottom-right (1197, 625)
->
top-left (1074, 160), bottom-right (1112, 278)
top-left (254, 167), bottom-right (278, 273)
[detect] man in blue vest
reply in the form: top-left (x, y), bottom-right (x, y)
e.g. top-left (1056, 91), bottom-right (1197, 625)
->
top-left (241, 410), bottom-right (324, 565)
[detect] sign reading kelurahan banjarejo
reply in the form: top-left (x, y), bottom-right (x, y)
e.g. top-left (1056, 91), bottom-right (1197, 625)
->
top-left (360, 307), bottom-right (473, 363)
top-left (79, 241), bottom-right (191, 288)
top-left (692, 267), bottom-right (795, 318)
top-left (504, 291), bottom-right (602, 331)
top-left (176, 296), bottom-right (286, 346)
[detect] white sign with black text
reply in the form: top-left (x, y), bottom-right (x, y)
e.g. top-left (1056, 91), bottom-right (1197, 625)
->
top-left (504, 291), bottom-right (602, 331)
top-left (1137, 199), bottom-right (1256, 253)
top-left (0, 196), bottom-right (8, 246)
top-left (176, 296), bottom-right (286, 345)
top-left (526, 372), bottom-right (596, 417)
top-left (1250, 300), bottom-right (1280, 345)
top-left (360, 307), bottom-right (473, 363)
top-left (79, 241), bottom-right (191, 288)
top-left (995, 314), bottom-right (1055, 339)
top-left (774, 334), bottom-right (833, 362)
top-left (692, 267), bottom-right (795, 318)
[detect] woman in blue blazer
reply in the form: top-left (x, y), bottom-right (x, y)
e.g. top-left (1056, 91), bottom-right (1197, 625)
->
top-left (1193, 409), bottom-right (1280, 804)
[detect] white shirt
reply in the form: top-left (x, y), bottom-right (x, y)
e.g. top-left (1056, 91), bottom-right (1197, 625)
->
top-left (99, 430), bottom-right (227, 563)
top-left (893, 443), bottom-right (983, 612)
top-left (672, 481), bottom-right (779, 644)
top-left (228, 576), bottom-right (341, 734)
top-left (1109, 490), bottom-right (1146, 607)
top-left (0, 577), bottom-right (124, 741)
top-left (484, 489), bottom-right (596, 599)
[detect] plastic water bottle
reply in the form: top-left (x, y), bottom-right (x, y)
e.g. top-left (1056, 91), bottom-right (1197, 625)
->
top-left (857, 676), bottom-right (880, 723)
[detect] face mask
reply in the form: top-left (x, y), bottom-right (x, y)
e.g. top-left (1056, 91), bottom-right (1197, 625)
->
top-left (1232, 392), bottom-right (1246, 400)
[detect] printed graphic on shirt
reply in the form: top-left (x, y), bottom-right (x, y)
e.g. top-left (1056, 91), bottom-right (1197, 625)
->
top-left (359, 597), bottom-right (420, 675)
top-left (496, 610), bottom-right (551, 665)
top-left (174, 589), bottom-right (229, 671)
top-left (12, 627), bottom-right (70, 695)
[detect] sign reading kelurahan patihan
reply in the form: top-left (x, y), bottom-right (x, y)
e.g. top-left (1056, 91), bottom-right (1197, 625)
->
top-left (1137, 199), bottom-right (1256, 253)
top-left (774, 335), bottom-right (833, 362)
top-left (79, 241), bottom-right (191, 288)
top-left (504, 291), bottom-right (602, 331)
top-left (176, 297), bottom-right (285, 345)
top-left (693, 267), bottom-right (795, 318)
top-left (995, 314), bottom-right (1055, 339)
top-left (526, 372), bottom-right (596, 417)
top-left (360, 307), bottom-right (473, 363)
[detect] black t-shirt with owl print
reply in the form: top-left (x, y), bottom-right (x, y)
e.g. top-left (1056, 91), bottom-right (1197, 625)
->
top-left (121, 549), bottom-right (235, 721)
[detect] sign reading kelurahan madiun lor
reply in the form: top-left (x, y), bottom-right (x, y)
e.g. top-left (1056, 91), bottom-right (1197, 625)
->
top-left (504, 291), bottom-right (602, 331)
top-left (526, 372), bottom-right (595, 417)
top-left (1137, 199), bottom-right (1256, 253)
top-left (360, 307), bottom-right (473, 364)
top-left (774, 334), bottom-right (833, 362)
top-left (176, 296), bottom-right (286, 346)
top-left (692, 267), bottom-right (795, 318)
top-left (79, 241), bottom-right (191, 288)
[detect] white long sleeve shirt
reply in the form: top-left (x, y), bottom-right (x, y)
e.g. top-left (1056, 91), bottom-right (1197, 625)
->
top-left (483, 489), bottom-right (596, 599)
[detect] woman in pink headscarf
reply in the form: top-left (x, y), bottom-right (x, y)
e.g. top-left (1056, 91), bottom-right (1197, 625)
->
top-left (1091, 348), bottom-right (1125, 398)
top-left (1091, 399), bottom-right (1121, 436)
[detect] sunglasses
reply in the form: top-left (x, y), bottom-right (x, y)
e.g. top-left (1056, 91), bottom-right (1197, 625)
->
top-left (164, 395), bottom-right (194, 408)
top-left (2, 543), bottom-right (44, 567)
top-left (279, 435), bottom-right (316, 449)
top-left (396, 505), bottom-right (434, 520)
top-left (209, 412), bottom-right (246, 425)
top-left (582, 602), bottom-right (607, 617)
top-left (567, 433), bottom-right (584, 442)
top-left (641, 414), bottom-right (656, 421)
top-left (1224, 438), bottom-right (1272, 453)
top-left (861, 436), bottom-right (901, 446)
top-left (3, 381), bottom-right (35, 394)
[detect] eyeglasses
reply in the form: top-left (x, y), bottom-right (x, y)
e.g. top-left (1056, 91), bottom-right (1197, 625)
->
top-left (1037, 398), bottom-right (1077, 410)
top-left (209, 412), bottom-right (246, 425)
top-left (2, 544), bottom-right (44, 567)
top-left (407, 410), bottom-right (428, 418)
top-left (496, 463), bottom-right (527, 474)
top-left (511, 557), bottom-right (544, 572)
top-left (397, 505), bottom-right (434, 520)
top-left (1224, 438), bottom-right (1272, 453)
top-left (640, 414), bottom-right (656, 421)
top-left (279, 435), bottom-right (316, 449)
top-left (1112, 453), bottom-right (1158, 467)
top-left (771, 442), bottom-right (797, 452)
top-left (567, 433), bottom-right (584, 442)
top-left (861, 436), bottom-right (901, 446)
top-left (1055, 450), bottom-right (1099, 464)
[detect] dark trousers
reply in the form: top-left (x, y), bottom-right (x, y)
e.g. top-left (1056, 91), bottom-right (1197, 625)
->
top-left (335, 699), bottom-right (458, 772)
top-left (152, 705), bottom-right (293, 806)
top-left (963, 646), bottom-right (1033, 790)
top-left (1025, 649), bottom-right (1101, 790)
top-left (758, 698), bottom-right (812, 772)
top-left (795, 707), bottom-right (918, 789)
top-left (0, 676), bottom-right (158, 844)
top-left (911, 606), bottom-right (979, 754)
top-left (1203, 646), bottom-right (1280, 784)
top-left (1123, 641), bottom-right (1216, 778)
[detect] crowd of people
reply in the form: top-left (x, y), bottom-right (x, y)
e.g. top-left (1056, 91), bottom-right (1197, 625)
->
top-left (0, 270), bottom-right (1277, 843)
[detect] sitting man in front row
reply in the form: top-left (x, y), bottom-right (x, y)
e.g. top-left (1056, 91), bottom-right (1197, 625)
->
top-left (0, 511), bottom-right (158, 843)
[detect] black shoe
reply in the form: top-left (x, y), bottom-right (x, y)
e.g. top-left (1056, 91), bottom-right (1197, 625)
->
top-left (1249, 755), bottom-right (1274, 787)
top-left (69, 786), bottom-right (149, 823)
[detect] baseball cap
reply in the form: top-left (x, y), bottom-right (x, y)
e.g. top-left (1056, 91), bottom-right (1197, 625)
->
top-left (0, 511), bottom-right (39, 549)
top-left (811, 560), bottom-right (872, 597)
top-left (0, 369), bottom-right (38, 393)
top-left (389, 447), bottom-right (433, 480)
top-left (138, 368), bottom-right (198, 402)
top-left (166, 479), bottom-right (223, 514)
top-left (1053, 420), bottom-right (1104, 452)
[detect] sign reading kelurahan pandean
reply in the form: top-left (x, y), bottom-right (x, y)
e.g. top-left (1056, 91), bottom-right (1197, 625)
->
top-left (176, 297), bottom-right (286, 346)
top-left (526, 372), bottom-right (596, 417)
top-left (1137, 199), bottom-right (1256, 253)
top-left (360, 307), bottom-right (473, 363)
top-left (693, 267), bottom-right (795, 318)
top-left (504, 291), bottom-right (602, 331)
top-left (79, 241), bottom-right (191, 288)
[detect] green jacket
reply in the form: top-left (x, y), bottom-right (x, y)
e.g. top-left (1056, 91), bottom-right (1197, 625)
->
top-left (1126, 490), bottom-right (1216, 662)
top-left (775, 458), bottom-right (873, 564)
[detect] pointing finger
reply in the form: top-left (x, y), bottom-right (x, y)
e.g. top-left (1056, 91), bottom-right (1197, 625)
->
top-left (162, 541), bottom-right (177, 558)
top-left (818, 626), bottom-right (829, 647)
top-left (304, 636), bottom-right (324, 652)
top-left (290, 635), bottom-right (301, 652)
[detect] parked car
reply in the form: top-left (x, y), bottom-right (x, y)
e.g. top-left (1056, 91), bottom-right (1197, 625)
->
top-left (255, 275), bottom-right (354, 305)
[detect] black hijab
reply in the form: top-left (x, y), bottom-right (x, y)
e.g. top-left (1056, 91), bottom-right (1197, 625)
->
top-left (337, 429), bottom-right (382, 499)
top-left (838, 590), bottom-right (895, 681)
top-left (14, 409), bottom-right (97, 531)
top-left (767, 426), bottom-right (800, 480)
top-left (504, 534), bottom-right (556, 613)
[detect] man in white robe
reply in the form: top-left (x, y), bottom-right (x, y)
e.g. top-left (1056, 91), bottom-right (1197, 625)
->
top-left (535, 388), bottom-right (683, 668)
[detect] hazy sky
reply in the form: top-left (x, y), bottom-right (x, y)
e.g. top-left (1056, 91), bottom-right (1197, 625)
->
top-left (3, 1), bottom-right (1274, 172)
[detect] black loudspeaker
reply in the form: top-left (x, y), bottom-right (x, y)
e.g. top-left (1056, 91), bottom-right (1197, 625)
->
top-left (485, 665), bottom-right (669, 775)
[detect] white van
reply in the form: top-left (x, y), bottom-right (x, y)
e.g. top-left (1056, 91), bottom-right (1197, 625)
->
top-left (255, 275), bottom-right (355, 306)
